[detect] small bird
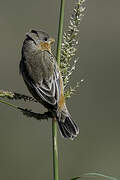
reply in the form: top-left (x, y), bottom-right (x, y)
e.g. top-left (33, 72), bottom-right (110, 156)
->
top-left (19, 29), bottom-right (79, 139)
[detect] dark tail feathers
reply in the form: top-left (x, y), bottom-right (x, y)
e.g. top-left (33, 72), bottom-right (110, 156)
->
top-left (57, 114), bottom-right (79, 140)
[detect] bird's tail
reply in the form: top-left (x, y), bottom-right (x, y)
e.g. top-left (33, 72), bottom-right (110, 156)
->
top-left (56, 105), bottom-right (79, 140)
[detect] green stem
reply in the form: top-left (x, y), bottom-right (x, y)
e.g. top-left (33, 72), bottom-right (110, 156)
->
top-left (0, 99), bottom-right (18, 109)
top-left (52, 118), bottom-right (59, 180)
top-left (52, 0), bottom-right (65, 180)
top-left (56, 0), bottom-right (65, 66)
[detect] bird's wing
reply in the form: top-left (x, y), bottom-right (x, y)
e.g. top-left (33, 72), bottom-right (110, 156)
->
top-left (32, 63), bottom-right (61, 106)
top-left (20, 55), bottom-right (61, 108)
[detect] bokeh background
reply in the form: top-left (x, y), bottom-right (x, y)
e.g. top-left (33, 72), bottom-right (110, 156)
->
top-left (0, 0), bottom-right (120, 179)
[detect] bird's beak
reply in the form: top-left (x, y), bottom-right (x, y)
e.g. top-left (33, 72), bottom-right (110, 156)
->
top-left (49, 38), bottom-right (55, 44)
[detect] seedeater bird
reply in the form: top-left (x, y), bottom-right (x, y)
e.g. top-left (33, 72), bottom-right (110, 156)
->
top-left (19, 29), bottom-right (79, 139)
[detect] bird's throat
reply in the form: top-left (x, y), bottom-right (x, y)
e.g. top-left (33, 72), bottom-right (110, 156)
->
top-left (39, 42), bottom-right (51, 53)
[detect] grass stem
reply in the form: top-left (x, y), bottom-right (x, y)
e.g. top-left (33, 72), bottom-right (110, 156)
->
top-left (52, 0), bottom-right (65, 180)
top-left (0, 99), bottom-right (18, 109)
top-left (52, 118), bottom-right (59, 180)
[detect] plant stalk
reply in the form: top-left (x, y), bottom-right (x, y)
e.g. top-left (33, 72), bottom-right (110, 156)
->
top-left (52, 0), bottom-right (65, 180)
top-left (56, 0), bottom-right (65, 66)
top-left (0, 99), bottom-right (18, 109)
top-left (52, 118), bottom-right (59, 180)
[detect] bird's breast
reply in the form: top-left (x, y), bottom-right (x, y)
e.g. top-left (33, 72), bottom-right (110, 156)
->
top-left (25, 51), bottom-right (54, 83)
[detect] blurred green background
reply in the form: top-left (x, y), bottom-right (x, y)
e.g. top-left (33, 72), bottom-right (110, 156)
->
top-left (0, 0), bottom-right (120, 179)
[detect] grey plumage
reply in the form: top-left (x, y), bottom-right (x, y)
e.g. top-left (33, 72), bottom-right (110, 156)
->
top-left (20, 29), bottom-right (79, 139)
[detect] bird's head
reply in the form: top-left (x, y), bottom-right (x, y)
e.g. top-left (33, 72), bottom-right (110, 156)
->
top-left (24, 29), bottom-right (55, 53)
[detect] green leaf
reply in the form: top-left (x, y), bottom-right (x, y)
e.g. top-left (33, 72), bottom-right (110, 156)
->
top-left (70, 173), bottom-right (119, 180)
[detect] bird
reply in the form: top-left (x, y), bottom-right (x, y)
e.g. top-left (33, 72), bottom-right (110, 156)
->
top-left (19, 29), bottom-right (79, 139)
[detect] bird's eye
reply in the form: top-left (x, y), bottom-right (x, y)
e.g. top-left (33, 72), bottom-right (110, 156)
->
top-left (44, 37), bottom-right (48, 42)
